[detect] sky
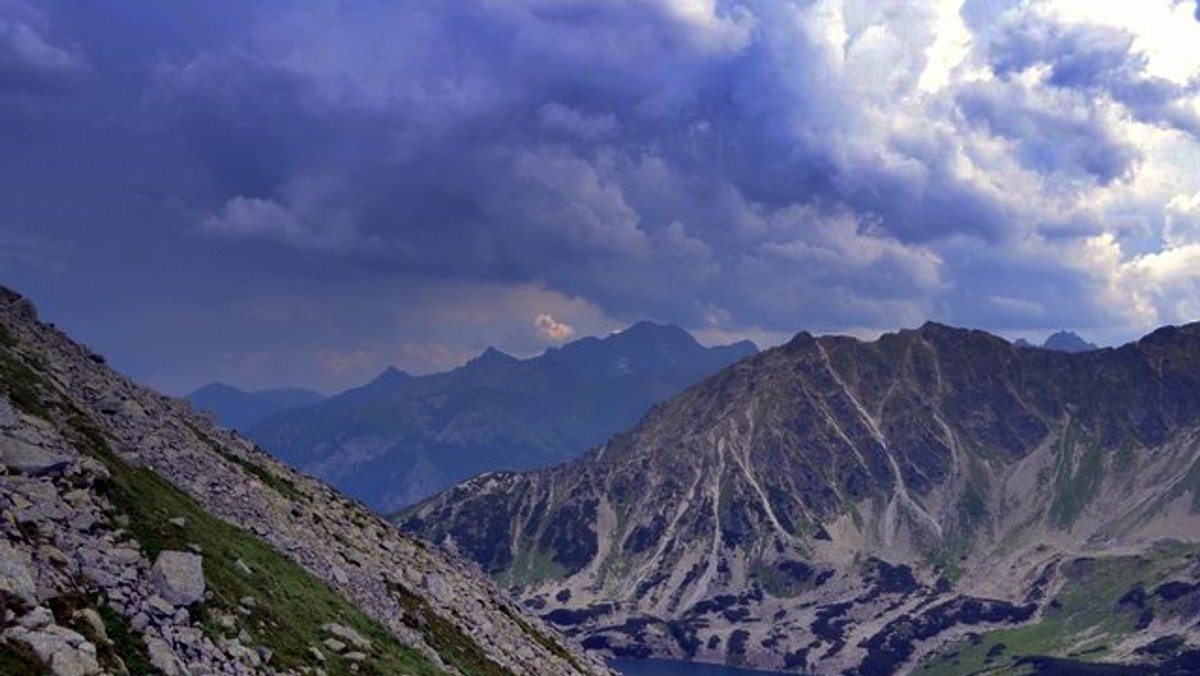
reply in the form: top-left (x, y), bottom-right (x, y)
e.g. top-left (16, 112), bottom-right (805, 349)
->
top-left (3, 0), bottom-right (1200, 394)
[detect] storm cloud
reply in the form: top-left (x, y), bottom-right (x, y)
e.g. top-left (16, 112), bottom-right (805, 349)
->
top-left (2, 0), bottom-right (1200, 392)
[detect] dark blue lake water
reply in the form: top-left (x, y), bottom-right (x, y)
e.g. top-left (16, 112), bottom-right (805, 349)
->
top-left (611, 658), bottom-right (790, 676)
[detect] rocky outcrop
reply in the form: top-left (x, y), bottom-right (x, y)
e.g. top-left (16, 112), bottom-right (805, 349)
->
top-left (0, 285), bottom-right (609, 676)
top-left (403, 321), bottom-right (1200, 673)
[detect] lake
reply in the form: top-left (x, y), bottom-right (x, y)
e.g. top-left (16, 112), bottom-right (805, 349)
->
top-left (611, 658), bottom-right (791, 676)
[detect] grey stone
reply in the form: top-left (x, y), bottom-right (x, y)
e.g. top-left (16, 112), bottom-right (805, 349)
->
top-left (423, 573), bottom-right (450, 603)
top-left (0, 538), bottom-right (36, 603)
top-left (322, 638), bottom-right (346, 653)
top-left (147, 595), bottom-right (175, 616)
top-left (77, 608), bottom-right (107, 645)
top-left (130, 612), bottom-right (149, 632)
top-left (330, 565), bottom-right (349, 585)
top-left (343, 651), bottom-right (368, 663)
top-left (19, 606), bottom-right (54, 629)
top-left (232, 559), bottom-right (252, 576)
top-left (321, 623), bottom-right (371, 651)
top-left (0, 395), bottom-right (17, 427)
top-left (151, 551), bottom-right (205, 606)
top-left (0, 435), bottom-right (72, 476)
top-left (308, 646), bottom-right (326, 663)
top-left (169, 517), bottom-right (186, 528)
top-left (146, 636), bottom-right (185, 676)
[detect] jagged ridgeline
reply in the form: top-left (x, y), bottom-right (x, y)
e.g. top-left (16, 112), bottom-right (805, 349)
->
top-left (0, 286), bottom-right (611, 676)
top-left (401, 321), bottom-right (1200, 674)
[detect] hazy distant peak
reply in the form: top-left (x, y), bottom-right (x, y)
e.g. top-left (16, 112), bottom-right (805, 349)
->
top-left (469, 346), bottom-right (518, 365)
top-left (1042, 330), bottom-right (1098, 353)
top-left (369, 365), bottom-right (412, 386)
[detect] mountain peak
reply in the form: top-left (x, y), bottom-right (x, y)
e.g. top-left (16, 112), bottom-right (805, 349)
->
top-left (364, 366), bottom-right (412, 390)
top-left (1043, 330), bottom-right (1098, 353)
top-left (470, 346), bottom-right (518, 365)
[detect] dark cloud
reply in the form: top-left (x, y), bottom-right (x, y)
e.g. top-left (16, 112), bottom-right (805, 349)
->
top-left (0, 0), bottom-right (1197, 392)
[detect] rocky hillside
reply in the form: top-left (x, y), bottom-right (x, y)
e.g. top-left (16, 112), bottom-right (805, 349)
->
top-left (0, 286), bottom-right (611, 676)
top-left (401, 321), bottom-right (1200, 674)
top-left (250, 322), bottom-right (755, 512)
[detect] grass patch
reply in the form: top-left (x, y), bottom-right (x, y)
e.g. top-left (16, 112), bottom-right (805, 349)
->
top-left (98, 604), bottom-right (156, 675)
top-left (64, 413), bottom-right (446, 676)
top-left (1049, 425), bottom-right (1104, 528)
top-left (916, 543), bottom-right (1200, 675)
top-left (0, 345), bottom-right (52, 419)
top-left (391, 582), bottom-right (517, 676)
top-left (0, 321), bottom-right (15, 348)
top-left (500, 547), bottom-right (569, 588)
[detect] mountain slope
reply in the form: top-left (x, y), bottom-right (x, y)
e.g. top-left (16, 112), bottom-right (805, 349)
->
top-left (401, 321), bottom-right (1200, 674)
top-left (0, 286), bottom-right (609, 676)
top-left (250, 322), bottom-right (756, 511)
top-left (186, 382), bottom-right (325, 430)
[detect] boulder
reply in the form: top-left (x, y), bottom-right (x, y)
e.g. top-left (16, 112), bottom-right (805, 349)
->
top-left (0, 435), bottom-right (72, 476)
top-left (0, 538), bottom-right (36, 603)
top-left (150, 551), bottom-right (205, 606)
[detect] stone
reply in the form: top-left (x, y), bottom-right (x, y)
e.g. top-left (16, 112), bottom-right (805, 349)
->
top-left (0, 395), bottom-right (17, 427)
top-left (151, 551), bottom-right (205, 606)
top-left (146, 636), bottom-right (185, 676)
top-left (308, 646), bottom-right (326, 663)
top-left (321, 623), bottom-right (371, 651)
top-left (5, 624), bottom-right (101, 676)
top-left (343, 651), bottom-right (368, 663)
top-left (147, 595), bottom-right (175, 616)
top-left (0, 538), bottom-right (36, 603)
top-left (423, 573), bottom-right (450, 603)
top-left (255, 646), bottom-right (273, 664)
top-left (169, 517), bottom-right (186, 528)
top-left (322, 638), bottom-right (346, 653)
top-left (77, 608), bottom-right (108, 645)
top-left (232, 559), bottom-right (252, 576)
top-left (330, 565), bottom-right (349, 585)
top-left (19, 606), bottom-right (54, 629)
top-left (0, 435), bottom-right (72, 476)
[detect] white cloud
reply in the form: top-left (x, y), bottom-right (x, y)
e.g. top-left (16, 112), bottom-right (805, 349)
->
top-left (534, 313), bottom-right (575, 342)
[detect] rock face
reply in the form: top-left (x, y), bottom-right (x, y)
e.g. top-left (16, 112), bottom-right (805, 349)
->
top-left (402, 322), bottom-right (1200, 674)
top-left (0, 285), bottom-right (608, 676)
top-left (249, 321), bottom-right (756, 511)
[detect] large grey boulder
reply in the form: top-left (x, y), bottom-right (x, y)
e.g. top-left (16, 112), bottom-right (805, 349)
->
top-left (0, 538), bottom-right (36, 603)
top-left (3, 624), bottom-right (102, 676)
top-left (150, 551), bottom-right (205, 606)
top-left (0, 434), bottom-right (72, 476)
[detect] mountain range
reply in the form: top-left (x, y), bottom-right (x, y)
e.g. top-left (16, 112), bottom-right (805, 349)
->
top-left (0, 286), bottom-right (607, 676)
top-left (186, 382), bottom-right (325, 431)
top-left (401, 321), bottom-right (1200, 674)
top-left (246, 322), bottom-right (756, 512)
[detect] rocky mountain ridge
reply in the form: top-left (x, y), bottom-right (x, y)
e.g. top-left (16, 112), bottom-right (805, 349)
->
top-left (250, 322), bottom-right (756, 511)
top-left (402, 321), bottom-right (1200, 674)
top-left (0, 286), bottom-right (610, 676)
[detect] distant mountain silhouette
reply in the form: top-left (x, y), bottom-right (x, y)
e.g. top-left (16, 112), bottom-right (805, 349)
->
top-left (248, 322), bottom-right (757, 511)
top-left (186, 383), bottom-right (325, 431)
top-left (1015, 330), bottom-right (1099, 353)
